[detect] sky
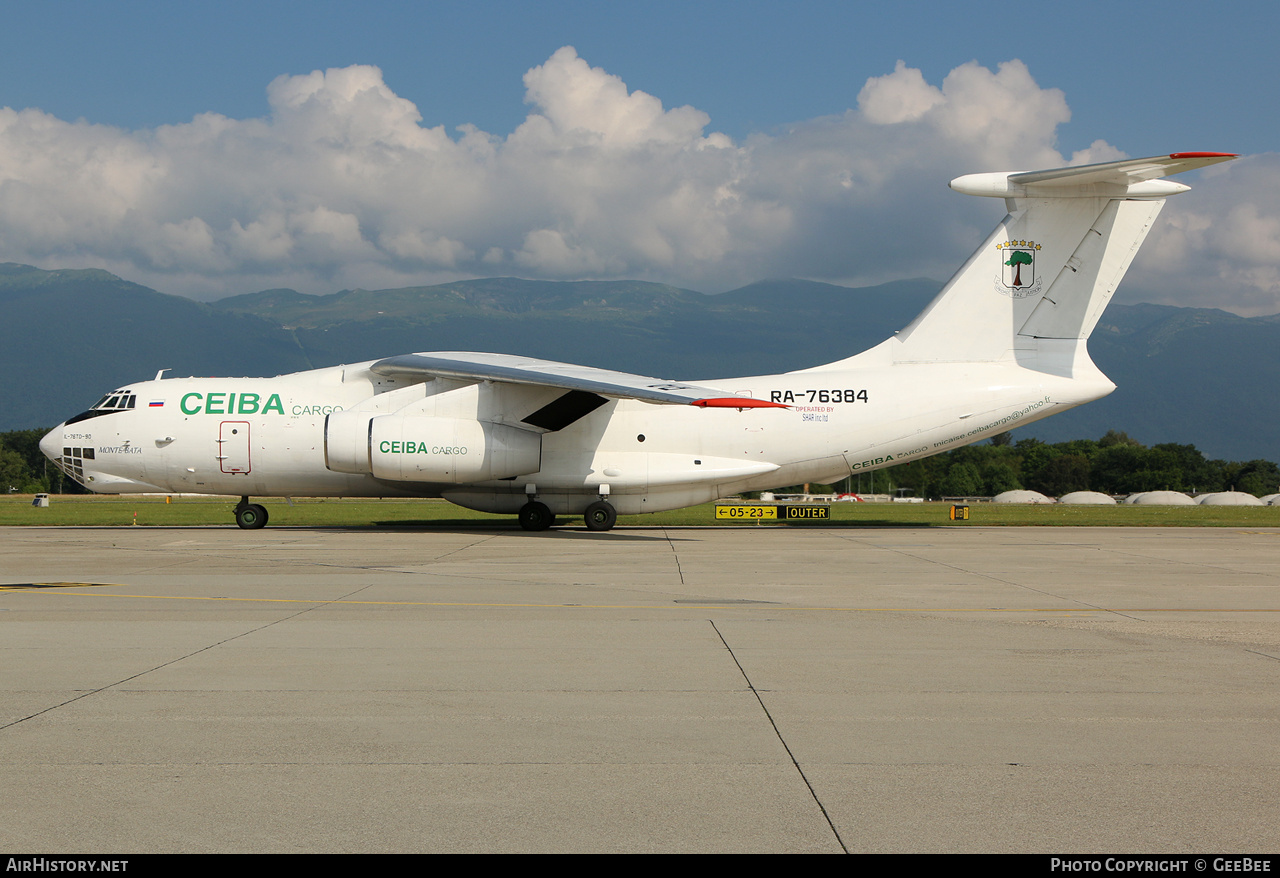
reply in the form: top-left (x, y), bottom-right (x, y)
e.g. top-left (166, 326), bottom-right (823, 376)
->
top-left (0, 0), bottom-right (1277, 314)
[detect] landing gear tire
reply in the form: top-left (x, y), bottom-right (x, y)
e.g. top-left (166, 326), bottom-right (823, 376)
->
top-left (235, 503), bottom-right (268, 530)
top-left (518, 501), bottom-right (554, 532)
top-left (584, 500), bottom-right (617, 532)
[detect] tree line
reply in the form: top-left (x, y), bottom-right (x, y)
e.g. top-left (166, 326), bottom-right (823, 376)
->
top-left (3, 427), bottom-right (1278, 499)
top-left (0, 429), bottom-right (85, 494)
top-left (856, 431), bottom-right (1280, 499)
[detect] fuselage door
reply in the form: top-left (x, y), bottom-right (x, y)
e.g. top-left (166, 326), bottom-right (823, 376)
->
top-left (219, 421), bottom-right (252, 474)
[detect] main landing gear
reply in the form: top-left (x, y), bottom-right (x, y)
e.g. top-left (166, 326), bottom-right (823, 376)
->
top-left (518, 500), bottom-right (555, 532)
top-left (583, 500), bottom-right (617, 532)
top-left (234, 496), bottom-right (268, 530)
top-left (516, 497), bottom-right (618, 532)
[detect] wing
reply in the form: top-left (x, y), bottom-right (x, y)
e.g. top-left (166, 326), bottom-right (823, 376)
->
top-left (369, 352), bottom-right (787, 408)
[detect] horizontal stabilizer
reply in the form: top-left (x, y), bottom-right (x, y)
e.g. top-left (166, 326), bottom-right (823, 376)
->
top-left (950, 152), bottom-right (1237, 199)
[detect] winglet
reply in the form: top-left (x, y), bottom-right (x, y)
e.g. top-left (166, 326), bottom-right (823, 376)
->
top-left (691, 398), bottom-right (789, 409)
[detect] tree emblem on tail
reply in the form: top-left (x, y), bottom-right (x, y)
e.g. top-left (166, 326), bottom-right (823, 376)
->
top-left (995, 240), bottom-right (1042, 298)
top-left (1005, 249), bottom-right (1033, 286)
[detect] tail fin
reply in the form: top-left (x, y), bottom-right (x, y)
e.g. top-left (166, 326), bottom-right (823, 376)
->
top-left (891, 153), bottom-right (1236, 374)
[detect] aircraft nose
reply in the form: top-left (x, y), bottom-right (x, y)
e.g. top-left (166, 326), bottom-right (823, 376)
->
top-left (39, 425), bottom-right (64, 462)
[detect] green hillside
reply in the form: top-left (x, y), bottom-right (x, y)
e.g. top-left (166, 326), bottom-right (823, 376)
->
top-left (211, 275), bottom-right (939, 380)
top-left (1015, 304), bottom-right (1280, 460)
top-left (0, 264), bottom-right (313, 428)
top-left (6, 263), bottom-right (1278, 461)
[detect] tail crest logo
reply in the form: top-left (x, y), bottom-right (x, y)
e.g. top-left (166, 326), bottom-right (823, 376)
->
top-left (995, 240), bottom-right (1042, 298)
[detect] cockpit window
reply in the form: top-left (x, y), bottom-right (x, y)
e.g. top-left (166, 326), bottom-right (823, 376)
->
top-left (93, 392), bottom-right (135, 411)
top-left (69, 389), bottom-right (138, 425)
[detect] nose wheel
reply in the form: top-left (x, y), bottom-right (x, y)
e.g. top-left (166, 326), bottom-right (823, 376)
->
top-left (234, 497), bottom-right (269, 529)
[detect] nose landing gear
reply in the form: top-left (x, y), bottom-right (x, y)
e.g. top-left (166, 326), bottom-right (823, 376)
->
top-left (234, 496), bottom-right (269, 529)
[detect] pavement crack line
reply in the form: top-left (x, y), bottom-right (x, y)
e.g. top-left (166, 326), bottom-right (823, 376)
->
top-left (1244, 648), bottom-right (1280, 663)
top-left (0, 586), bottom-right (372, 734)
top-left (424, 533), bottom-right (506, 563)
top-left (86, 533), bottom-right (508, 573)
top-left (710, 619), bottom-right (848, 853)
top-left (662, 528), bottom-right (686, 586)
top-left (821, 532), bottom-right (1147, 621)
top-left (305, 529), bottom-right (509, 570)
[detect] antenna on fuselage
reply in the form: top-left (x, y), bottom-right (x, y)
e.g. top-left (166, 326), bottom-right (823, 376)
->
top-left (154, 368), bottom-right (170, 380)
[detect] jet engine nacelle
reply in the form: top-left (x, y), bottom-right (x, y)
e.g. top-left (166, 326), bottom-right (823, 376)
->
top-left (325, 411), bottom-right (542, 483)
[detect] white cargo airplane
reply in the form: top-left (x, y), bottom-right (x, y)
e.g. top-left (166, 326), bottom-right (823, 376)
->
top-left (41, 152), bottom-right (1235, 531)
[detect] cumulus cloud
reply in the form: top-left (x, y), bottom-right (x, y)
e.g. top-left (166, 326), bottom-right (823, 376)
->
top-left (858, 61), bottom-right (944, 125)
top-left (518, 46), bottom-right (722, 149)
top-left (0, 48), bottom-right (1271, 314)
top-left (1126, 153), bottom-right (1280, 316)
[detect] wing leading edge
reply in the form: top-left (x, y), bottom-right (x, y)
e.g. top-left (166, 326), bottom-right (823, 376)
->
top-left (369, 352), bottom-right (787, 408)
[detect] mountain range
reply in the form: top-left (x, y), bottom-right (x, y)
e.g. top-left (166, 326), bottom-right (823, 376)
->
top-left (3, 263), bottom-right (1276, 461)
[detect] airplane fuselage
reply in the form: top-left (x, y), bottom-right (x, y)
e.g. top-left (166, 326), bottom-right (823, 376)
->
top-left (42, 347), bottom-right (1107, 516)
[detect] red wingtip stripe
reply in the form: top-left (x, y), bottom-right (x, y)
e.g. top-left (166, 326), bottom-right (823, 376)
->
top-left (1169, 152), bottom-right (1238, 159)
top-left (691, 397), bottom-right (789, 409)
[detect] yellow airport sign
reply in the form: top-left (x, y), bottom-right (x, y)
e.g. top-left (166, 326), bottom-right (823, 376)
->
top-left (715, 504), bottom-right (830, 520)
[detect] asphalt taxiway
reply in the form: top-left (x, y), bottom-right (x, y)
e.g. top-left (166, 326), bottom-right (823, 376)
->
top-left (2, 524), bottom-right (1278, 853)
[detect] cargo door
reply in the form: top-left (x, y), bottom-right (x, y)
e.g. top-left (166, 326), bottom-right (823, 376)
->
top-left (218, 421), bottom-right (252, 474)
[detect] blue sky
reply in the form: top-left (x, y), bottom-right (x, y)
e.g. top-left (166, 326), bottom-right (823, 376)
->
top-left (7, 1), bottom-right (1274, 153)
top-left (1, 0), bottom-right (1277, 312)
